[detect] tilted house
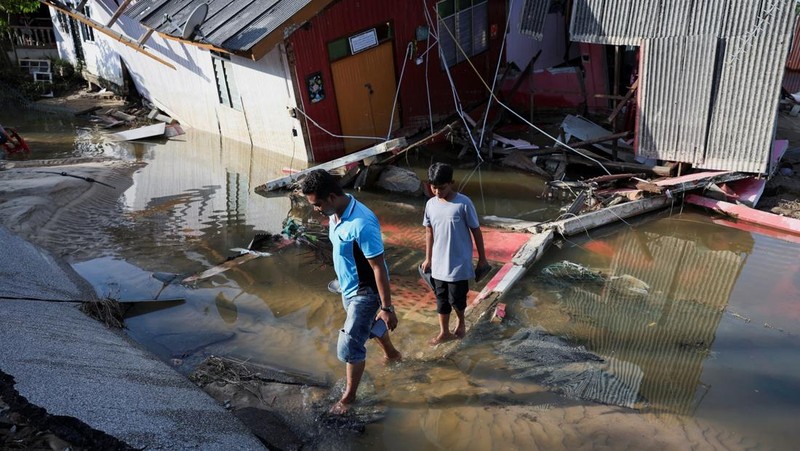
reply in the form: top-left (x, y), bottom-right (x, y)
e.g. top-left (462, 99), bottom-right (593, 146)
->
top-left (44, 0), bottom-right (517, 163)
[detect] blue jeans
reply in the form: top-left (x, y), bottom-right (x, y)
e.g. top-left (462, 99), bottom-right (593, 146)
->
top-left (337, 288), bottom-right (380, 363)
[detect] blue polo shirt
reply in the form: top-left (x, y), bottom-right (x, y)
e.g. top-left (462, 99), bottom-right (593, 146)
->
top-left (330, 194), bottom-right (388, 298)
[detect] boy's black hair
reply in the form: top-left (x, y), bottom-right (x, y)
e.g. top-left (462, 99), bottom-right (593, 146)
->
top-left (428, 162), bottom-right (453, 185)
top-left (299, 169), bottom-right (344, 198)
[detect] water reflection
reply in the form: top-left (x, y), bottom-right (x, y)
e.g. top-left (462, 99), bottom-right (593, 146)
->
top-left (11, 109), bottom-right (800, 448)
top-left (511, 214), bottom-right (800, 448)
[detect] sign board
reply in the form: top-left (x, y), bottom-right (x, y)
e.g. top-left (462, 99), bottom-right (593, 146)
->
top-left (349, 29), bottom-right (378, 54)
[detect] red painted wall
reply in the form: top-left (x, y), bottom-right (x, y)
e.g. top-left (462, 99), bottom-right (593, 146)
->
top-left (289, 0), bottom-right (506, 162)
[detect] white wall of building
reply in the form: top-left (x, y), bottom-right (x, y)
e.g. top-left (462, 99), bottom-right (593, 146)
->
top-left (49, 0), bottom-right (309, 162)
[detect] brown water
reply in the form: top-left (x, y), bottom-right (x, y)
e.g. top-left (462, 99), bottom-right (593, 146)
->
top-left (5, 109), bottom-right (800, 449)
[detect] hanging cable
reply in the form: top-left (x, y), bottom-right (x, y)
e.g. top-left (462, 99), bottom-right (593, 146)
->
top-left (387, 42), bottom-right (413, 140)
top-left (425, 2), bottom-right (483, 162)
top-left (434, 9), bottom-right (612, 175)
top-left (293, 106), bottom-right (386, 142)
top-left (478, 0), bottom-right (514, 149)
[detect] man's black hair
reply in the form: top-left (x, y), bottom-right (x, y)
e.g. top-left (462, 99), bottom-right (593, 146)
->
top-left (428, 162), bottom-right (453, 185)
top-left (299, 169), bottom-right (344, 198)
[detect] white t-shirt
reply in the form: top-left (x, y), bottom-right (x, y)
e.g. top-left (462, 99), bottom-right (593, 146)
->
top-left (423, 192), bottom-right (480, 282)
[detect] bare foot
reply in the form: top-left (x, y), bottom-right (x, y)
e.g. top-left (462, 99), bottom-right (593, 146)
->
top-left (453, 325), bottom-right (466, 339)
top-left (329, 399), bottom-right (353, 415)
top-left (429, 333), bottom-right (456, 346)
top-left (382, 351), bottom-right (402, 365)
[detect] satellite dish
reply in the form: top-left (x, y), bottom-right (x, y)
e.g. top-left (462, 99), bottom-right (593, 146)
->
top-left (181, 3), bottom-right (208, 40)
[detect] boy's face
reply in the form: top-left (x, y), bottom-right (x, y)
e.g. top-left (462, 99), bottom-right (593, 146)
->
top-left (429, 180), bottom-right (454, 199)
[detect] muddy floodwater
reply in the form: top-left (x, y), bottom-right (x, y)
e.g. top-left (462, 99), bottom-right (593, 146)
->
top-left (4, 109), bottom-right (800, 449)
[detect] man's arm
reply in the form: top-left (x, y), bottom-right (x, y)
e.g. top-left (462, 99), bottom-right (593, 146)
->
top-left (367, 253), bottom-right (398, 330)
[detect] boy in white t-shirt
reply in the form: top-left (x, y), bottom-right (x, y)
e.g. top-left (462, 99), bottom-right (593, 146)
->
top-left (421, 163), bottom-right (489, 345)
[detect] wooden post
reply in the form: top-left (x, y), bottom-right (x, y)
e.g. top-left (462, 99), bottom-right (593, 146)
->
top-left (137, 28), bottom-right (155, 46)
top-left (106, 0), bottom-right (134, 28)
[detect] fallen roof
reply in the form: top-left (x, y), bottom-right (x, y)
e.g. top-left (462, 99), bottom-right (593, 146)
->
top-left (124, 0), bottom-right (333, 58)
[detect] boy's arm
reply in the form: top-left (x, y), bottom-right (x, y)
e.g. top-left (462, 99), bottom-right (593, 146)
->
top-left (421, 225), bottom-right (433, 272)
top-left (470, 227), bottom-right (488, 268)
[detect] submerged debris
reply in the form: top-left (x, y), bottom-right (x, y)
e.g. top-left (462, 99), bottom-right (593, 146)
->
top-left (79, 297), bottom-right (125, 329)
top-left (541, 261), bottom-right (606, 285)
top-left (496, 328), bottom-right (642, 408)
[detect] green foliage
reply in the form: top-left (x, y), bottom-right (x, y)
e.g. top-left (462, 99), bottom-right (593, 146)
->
top-left (0, 0), bottom-right (39, 14)
top-left (0, 0), bottom-right (40, 30)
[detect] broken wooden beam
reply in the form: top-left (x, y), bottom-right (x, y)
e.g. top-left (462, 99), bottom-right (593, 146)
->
top-left (685, 194), bottom-right (800, 236)
top-left (481, 215), bottom-right (541, 232)
top-left (549, 153), bottom-right (673, 177)
top-left (254, 137), bottom-right (406, 194)
top-left (466, 230), bottom-right (555, 325)
top-left (568, 130), bottom-right (632, 149)
top-left (106, 0), bottom-right (134, 27)
top-left (534, 195), bottom-right (673, 236)
top-left (607, 79), bottom-right (639, 123)
top-left (41, 0), bottom-right (176, 70)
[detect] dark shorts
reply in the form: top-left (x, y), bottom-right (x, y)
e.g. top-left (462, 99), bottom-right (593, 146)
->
top-left (433, 278), bottom-right (469, 314)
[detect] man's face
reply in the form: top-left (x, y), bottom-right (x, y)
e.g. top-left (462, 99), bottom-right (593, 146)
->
top-left (429, 181), bottom-right (454, 199)
top-left (306, 192), bottom-right (336, 216)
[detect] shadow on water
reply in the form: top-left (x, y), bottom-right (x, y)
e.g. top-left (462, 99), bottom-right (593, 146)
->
top-left (6, 110), bottom-right (800, 449)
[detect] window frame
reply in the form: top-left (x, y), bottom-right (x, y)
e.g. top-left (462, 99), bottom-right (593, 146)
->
top-left (211, 51), bottom-right (242, 111)
top-left (436, 0), bottom-right (488, 69)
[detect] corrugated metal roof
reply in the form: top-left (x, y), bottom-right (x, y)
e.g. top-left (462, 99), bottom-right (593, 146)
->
top-left (570, 0), bottom-right (797, 174)
top-left (124, 0), bottom-right (312, 53)
top-left (519, 0), bottom-right (552, 40)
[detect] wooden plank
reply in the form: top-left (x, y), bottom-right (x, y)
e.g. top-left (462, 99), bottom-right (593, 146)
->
top-left (536, 196), bottom-right (672, 236)
top-left (607, 79), bottom-right (639, 123)
top-left (685, 194), bottom-right (800, 236)
top-left (106, 123), bottom-right (166, 142)
top-left (465, 230), bottom-right (554, 325)
top-left (41, 1), bottom-right (176, 70)
top-left (481, 215), bottom-right (541, 231)
top-left (181, 253), bottom-right (261, 284)
top-left (654, 171), bottom-right (750, 193)
top-left (106, 0), bottom-right (134, 27)
top-left (254, 137), bottom-right (406, 194)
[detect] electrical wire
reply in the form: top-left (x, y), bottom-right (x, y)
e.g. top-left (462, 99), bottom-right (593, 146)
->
top-left (478, 0), bottom-right (514, 149)
top-left (433, 7), bottom-right (612, 175)
top-left (387, 42), bottom-right (413, 140)
top-left (292, 106), bottom-right (385, 142)
top-left (423, 2), bottom-right (483, 162)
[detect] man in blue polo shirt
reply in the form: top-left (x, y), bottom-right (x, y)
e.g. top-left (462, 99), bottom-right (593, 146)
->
top-left (300, 169), bottom-right (401, 414)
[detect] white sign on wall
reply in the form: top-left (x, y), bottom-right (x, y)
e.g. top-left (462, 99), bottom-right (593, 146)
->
top-left (349, 29), bottom-right (378, 54)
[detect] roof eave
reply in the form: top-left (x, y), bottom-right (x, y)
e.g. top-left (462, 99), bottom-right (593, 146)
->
top-left (247, 0), bottom-right (337, 61)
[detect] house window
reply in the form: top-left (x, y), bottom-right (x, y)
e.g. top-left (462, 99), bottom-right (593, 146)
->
top-left (56, 11), bottom-right (70, 33)
top-left (211, 51), bottom-right (242, 111)
top-left (327, 23), bottom-right (393, 62)
top-left (437, 0), bottom-right (488, 68)
top-left (79, 5), bottom-right (95, 42)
